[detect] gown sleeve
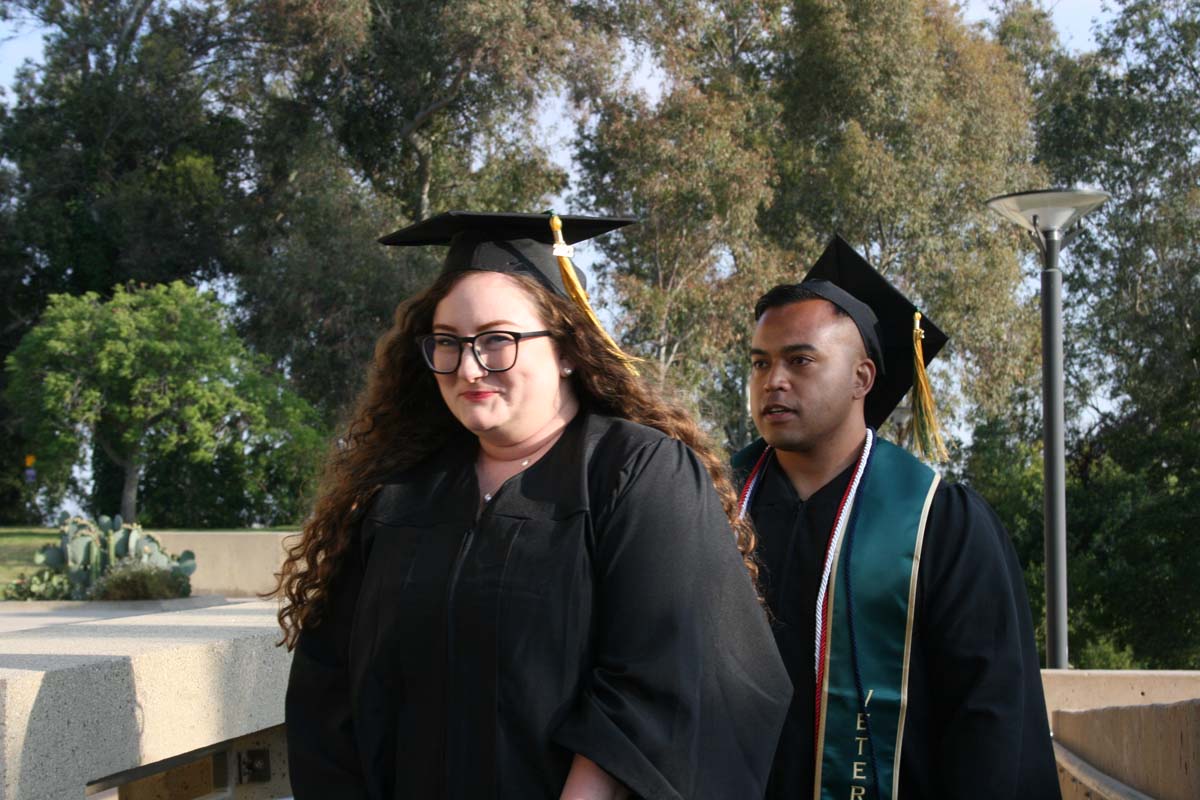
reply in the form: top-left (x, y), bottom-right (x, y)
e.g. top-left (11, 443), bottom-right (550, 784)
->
top-left (552, 438), bottom-right (793, 800)
top-left (285, 526), bottom-right (370, 799)
top-left (917, 484), bottom-right (1060, 799)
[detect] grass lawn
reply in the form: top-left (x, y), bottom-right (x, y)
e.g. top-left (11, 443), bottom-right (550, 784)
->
top-left (0, 529), bottom-right (60, 586)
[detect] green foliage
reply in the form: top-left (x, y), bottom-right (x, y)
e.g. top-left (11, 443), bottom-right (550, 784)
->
top-left (300, 0), bottom-right (610, 220)
top-left (577, 81), bottom-right (797, 449)
top-left (994, 0), bottom-right (1200, 668)
top-left (4, 281), bottom-right (324, 521)
top-left (765, 0), bottom-right (1046, 420)
top-left (1067, 429), bottom-right (1200, 669)
top-left (577, 0), bottom-right (1048, 453)
top-left (232, 128), bottom-right (441, 424)
top-left (87, 559), bottom-right (191, 601)
top-left (1, 1), bottom-right (250, 301)
top-left (137, 386), bottom-right (326, 527)
top-left (3, 568), bottom-right (73, 600)
top-left (957, 416), bottom-right (1046, 646)
top-left (2, 512), bottom-right (195, 600)
top-left (1073, 635), bottom-right (1140, 671)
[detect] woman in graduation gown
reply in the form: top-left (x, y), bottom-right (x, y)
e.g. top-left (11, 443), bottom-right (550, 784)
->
top-left (275, 211), bottom-right (792, 800)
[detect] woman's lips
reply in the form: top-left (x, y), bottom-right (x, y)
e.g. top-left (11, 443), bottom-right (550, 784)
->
top-left (462, 390), bottom-right (499, 403)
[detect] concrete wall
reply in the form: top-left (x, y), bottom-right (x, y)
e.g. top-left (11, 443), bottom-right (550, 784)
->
top-left (1043, 669), bottom-right (1200, 717)
top-left (1054, 699), bottom-right (1199, 800)
top-left (0, 599), bottom-right (291, 800)
top-left (1042, 671), bottom-right (1200, 800)
top-left (154, 532), bottom-right (297, 598)
top-left (2, 598), bottom-right (1196, 800)
top-left (1054, 742), bottom-right (1155, 800)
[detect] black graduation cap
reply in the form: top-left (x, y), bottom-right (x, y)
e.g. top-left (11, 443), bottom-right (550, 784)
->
top-left (803, 235), bottom-right (949, 455)
top-left (378, 211), bottom-right (636, 298)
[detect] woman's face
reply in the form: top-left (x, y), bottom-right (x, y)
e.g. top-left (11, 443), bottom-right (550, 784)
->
top-left (430, 272), bottom-right (576, 447)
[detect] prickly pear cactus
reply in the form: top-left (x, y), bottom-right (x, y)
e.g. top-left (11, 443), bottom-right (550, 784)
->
top-left (34, 544), bottom-right (65, 569)
top-left (173, 550), bottom-right (197, 577)
top-left (3, 513), bottom-right (197, 601)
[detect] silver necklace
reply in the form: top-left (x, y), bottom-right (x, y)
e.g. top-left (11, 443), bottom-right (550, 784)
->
top-left (483, 458), bottom-right (530, 504)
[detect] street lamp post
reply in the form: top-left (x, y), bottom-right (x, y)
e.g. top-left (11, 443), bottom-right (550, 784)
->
top-left (985, 188), bottom-right (1110, 669)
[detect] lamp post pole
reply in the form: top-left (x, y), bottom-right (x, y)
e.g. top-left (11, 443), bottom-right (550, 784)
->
top-left (1040, 229), bottom-right (1069, 669)
top-left (985, 187), bottom-right (1109, 670)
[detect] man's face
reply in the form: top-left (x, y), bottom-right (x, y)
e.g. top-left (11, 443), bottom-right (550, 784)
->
top-left (749, 299), bottom-right (874, 454)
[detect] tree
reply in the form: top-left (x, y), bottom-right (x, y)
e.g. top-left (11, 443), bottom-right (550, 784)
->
top-left (984, 0), bottom-right (1200, 667)
top-left (576, 83), bottom-right (797, 449)
top-left (295, 0), bottom-right (615, 222)
top-left (136, 373), bottom-right (326, 527)
top-left (232, 126), bottom-right (440, 424)
top-left (5, 281), bottom-right (322, 522)
top-left (1, 0), bottom-right (610, 507)
top-left (578, 0), bottom-right (1047, 451)
top-left (765, 0), bottom-right (1048, 421)
top-left (575, 2), bottom-right (799, 450)
top-left (0, 0), bottom-right (265, 517)
top-left (230, 0), bottom-right (600, 421)
top-left (0, 1), bottom-right (255, 303)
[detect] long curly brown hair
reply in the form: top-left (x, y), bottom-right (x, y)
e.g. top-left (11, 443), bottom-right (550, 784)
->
top-left (271, 270), bottom-right (758, 648)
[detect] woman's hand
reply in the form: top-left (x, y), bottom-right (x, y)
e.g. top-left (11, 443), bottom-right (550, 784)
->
top-left (559, 754), bottom-right (631, 800)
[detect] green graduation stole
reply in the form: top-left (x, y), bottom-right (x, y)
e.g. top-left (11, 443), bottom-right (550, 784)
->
top-left (737, 433), bottom-right (939, 800)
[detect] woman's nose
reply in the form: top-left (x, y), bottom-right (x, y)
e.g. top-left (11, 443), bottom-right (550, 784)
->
top-left (456, 344), bottom-right (488, 381)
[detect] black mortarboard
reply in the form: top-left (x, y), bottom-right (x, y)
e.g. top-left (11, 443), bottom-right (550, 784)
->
top-left (378, 211), bottom-right (635, 298)
top-left (803, 235), bottom-right (948, 453)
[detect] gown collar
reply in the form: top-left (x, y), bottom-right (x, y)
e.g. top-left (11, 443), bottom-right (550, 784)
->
top-left (758, 450), bottom-right (859, 516)
top-left (370, 408), bottom-right (598, 527)
top-left (483, 407), bottom-right (593, 521)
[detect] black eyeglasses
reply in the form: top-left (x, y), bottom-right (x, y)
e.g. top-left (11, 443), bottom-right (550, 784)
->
top-left (416, 330), bottom-right (553, 374)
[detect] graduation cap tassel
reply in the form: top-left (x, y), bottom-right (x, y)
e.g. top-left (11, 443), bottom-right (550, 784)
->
top-left (548, 214), bottom-right (640, 376)
top-left (911, 312), bottom-right (948, 462)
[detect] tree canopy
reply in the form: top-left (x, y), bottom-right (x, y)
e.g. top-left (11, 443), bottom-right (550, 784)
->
top-left (5, 281), bottom-right (323, 522)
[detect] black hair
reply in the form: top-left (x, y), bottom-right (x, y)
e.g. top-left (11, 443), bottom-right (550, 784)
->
top-left (754, 284), bottom-right (851, 321)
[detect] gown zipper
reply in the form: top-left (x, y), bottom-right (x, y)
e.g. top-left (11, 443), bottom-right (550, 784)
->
top-left (443, 524), bottom-right (476, 795)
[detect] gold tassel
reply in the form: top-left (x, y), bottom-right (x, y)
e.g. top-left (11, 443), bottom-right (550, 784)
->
top-left (911, 312), bottom-right (948, 462)
top-left (548, 214), bottom-right (640, 375)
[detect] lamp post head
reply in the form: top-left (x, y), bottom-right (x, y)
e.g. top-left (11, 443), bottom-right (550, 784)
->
top-left (986, 188), bottom-right (1110, 258)
top-left (986, 187), bottom-right (1110, 234)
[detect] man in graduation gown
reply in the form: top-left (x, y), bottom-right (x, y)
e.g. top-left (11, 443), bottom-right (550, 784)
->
top-left (733, 236), bottom-right (1061, 799)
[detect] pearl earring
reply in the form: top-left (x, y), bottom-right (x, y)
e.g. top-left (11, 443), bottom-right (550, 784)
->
top-left (562, 367), bottom-right (574, 377)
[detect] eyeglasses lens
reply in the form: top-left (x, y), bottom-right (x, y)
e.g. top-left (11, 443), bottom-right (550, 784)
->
top-left (423, 332), bottom-right (519, 373)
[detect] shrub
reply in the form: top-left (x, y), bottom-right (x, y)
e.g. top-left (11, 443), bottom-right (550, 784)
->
top-left (3, 568), bottom-right (72, 600)
top-left (87, 560), bottom-right (192, 601)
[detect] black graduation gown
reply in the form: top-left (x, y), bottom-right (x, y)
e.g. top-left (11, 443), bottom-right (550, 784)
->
top-left (285, 410), bottom-right (793, 800)
top-left (746, 454), bottom-right (1061, 799)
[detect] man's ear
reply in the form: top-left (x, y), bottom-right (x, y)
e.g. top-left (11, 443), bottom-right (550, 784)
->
top-left (852, 358), bottom-right (876, 399)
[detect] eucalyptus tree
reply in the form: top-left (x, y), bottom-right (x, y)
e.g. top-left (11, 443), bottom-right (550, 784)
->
top-left (575, 1), bottom-right (796, 450)
top-left (577, 0), bottom-right (1046, 450)
top-left (765, 0), bottom-right (1047, 419)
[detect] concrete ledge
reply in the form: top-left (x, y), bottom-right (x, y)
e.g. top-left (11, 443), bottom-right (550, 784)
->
top-left (0, 600), bottom-right (291, 800)
top-left (0, 596), bottom-right (233, 635)
top-left (1055, 741), bottom-right (1154, 800)
top-left (1042, 669), bottom-right (1200, 716)
top-left (154, 532), bottom-right (297, 598)
top-left (1053, 699), bottom-right (1199, 800)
